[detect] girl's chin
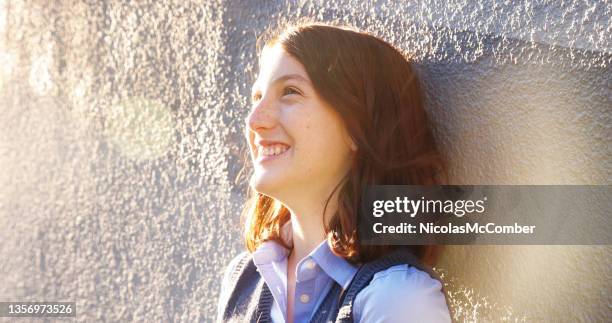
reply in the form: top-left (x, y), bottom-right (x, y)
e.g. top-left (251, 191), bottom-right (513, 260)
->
top-left (249, 174), bottom-right (287, 195)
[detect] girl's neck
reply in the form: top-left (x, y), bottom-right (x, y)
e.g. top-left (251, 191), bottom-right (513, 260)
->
top-left (283, 180), bottom-right (344, 262)
top-left (288, 212), bottom-right (326, 262)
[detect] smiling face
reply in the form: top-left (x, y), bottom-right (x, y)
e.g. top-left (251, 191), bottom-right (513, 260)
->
top-left (246, 44), bottom-right (356, 204)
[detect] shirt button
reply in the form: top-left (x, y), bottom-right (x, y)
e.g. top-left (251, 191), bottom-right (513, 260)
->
top-left (299, 294), bottom-right (310, 303)
top-left (304, 259), bottom-right (316, 270)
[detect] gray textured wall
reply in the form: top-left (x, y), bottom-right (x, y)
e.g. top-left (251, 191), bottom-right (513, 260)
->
top-left (0, 0), bottom-right (609, 322)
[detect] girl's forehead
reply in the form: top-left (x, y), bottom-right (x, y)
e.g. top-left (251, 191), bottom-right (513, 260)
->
top-left (259, 45), bottom-right (292, 72)
top-left (255, 45), bottom-right (309, 86)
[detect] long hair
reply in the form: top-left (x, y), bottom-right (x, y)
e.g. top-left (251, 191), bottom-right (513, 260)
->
top-left (241, 22), bottom-right (447, 265)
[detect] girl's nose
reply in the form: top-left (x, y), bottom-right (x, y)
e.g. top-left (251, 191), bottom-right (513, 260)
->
top-left (247, 98), bottom-right (277, 132)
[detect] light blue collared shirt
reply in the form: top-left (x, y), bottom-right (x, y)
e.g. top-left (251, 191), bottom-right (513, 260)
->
top-left (245, 221), bottom-right (451, 323)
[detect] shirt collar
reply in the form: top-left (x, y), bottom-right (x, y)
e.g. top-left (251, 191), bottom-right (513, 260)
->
top-left (252, 221), bottom-right (292, 266)
top-left (309, 239), bottom-right (358, 289)
top-left (252, 220), bottom-right (358, 288)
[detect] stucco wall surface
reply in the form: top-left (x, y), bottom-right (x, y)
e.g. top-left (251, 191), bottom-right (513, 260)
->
top-left (0, 0), bottom-right (609, 322)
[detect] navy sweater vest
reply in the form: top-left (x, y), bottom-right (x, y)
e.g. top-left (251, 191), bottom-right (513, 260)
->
top-left (217, 247), bottom-right (446, 323)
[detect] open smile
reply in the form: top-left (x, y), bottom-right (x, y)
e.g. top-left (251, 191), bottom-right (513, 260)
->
top-left (256, 143), bottom-right (291, 163)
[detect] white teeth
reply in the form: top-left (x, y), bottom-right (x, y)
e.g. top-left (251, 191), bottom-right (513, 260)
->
top-left (258, 144), bottom-right (289, 157)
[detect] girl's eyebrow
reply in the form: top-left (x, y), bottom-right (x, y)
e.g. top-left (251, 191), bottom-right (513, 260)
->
top-left (270, 73), bottom-right (310, 85)
top-left (252, 73), bottom-right (311, 93)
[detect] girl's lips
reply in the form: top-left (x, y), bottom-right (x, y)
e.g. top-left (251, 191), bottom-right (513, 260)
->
top-left (256, 146), bottom-right (291, 163)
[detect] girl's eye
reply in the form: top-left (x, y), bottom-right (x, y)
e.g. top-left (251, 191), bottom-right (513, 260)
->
top-left (282, 86), bottom-right (301, 97)
top-left (251, 92), bottom-right (261, 103)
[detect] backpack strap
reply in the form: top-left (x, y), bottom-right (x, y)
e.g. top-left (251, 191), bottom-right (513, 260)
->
top-left (218, 251), bottom-right (275, 323)
top-left (230, 251), bottom-right (253, 287)
top-left (336, 247), bottom-right (444, 323)
top-left (308, 280), bottom-right (343, 322)
top-left (250, 281), bottom-right (274, 323)
top-left (218, 251), bottom-right (254, 321)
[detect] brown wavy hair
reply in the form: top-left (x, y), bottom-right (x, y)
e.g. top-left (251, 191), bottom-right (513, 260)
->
top-left (240, 22), bottom-right (447, 265)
